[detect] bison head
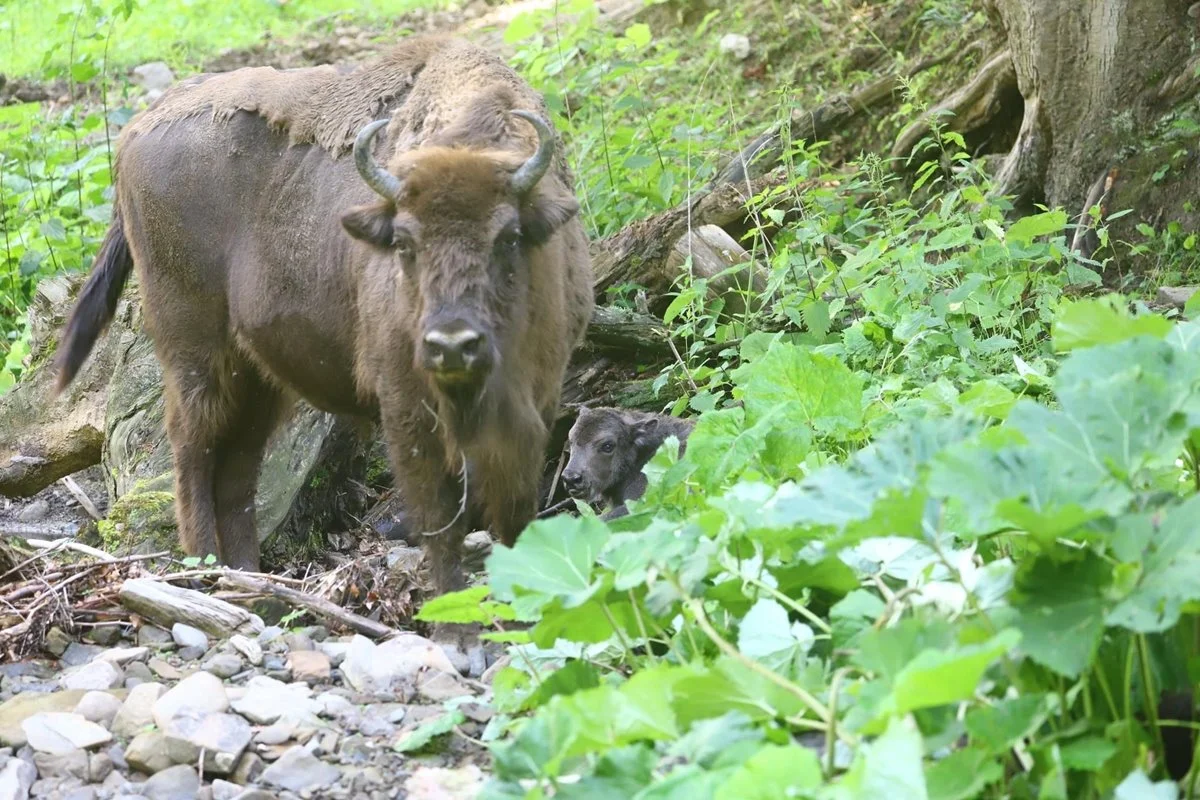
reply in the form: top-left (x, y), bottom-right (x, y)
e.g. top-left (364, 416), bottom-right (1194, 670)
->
top-left (563, 407), bottom-right (660, 504)
top-left (340, 110), bottom-right (579, 424)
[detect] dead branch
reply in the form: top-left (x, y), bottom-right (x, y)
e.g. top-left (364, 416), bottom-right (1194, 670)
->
top-left (218, 570), bottom-right (395, 640)
top-left (1070, 167), bottom-right (1119, 259)
top-left (60, 475), bottom-right (103, 520)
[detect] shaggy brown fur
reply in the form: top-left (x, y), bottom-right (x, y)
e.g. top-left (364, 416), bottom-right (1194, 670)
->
top-left (563, 407), bottom-right (695, 518)
top-left (54, 36), bottom-right (594, 616)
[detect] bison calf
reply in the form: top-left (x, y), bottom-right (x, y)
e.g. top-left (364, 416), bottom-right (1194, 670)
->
top-left (562, 406), bottom-right (695, 518)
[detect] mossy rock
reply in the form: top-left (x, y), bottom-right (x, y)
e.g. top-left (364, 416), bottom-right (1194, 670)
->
top-left (98, 485), bottom-right (178, 555)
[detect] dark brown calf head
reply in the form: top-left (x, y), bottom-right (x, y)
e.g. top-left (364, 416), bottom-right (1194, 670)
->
top-left (341, 111), bottom-right (579, 433)
top-left (563, 406), bottom-right (662, 505)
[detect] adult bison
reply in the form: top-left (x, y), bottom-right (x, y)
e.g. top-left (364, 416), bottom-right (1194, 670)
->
top-left (54, 36), bottom-right (594, 637)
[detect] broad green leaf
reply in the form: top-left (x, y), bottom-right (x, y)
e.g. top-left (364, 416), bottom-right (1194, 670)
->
top-left (964, 694), bottom-right (1050, 752)
top-left (925, 748), bottom-right (1004, 800)
top-left (1052, 296), bottom-right (1171, 351)
top-left (1007, 209), bottom-right (1067, 246)
top-left (414, 586), bottom-right (515, 624)
top-left (1059, 736), bottom-right (1117, 770)
top-left (634, 765), bottom-right (727, 800)
top-left (487, 515), bottom-right (610, 611)
top-left (736, 598), bottom-right (813, 672)
top-left (672, 657), bottom-right (811, 727)
top-left (958, 379), bottom-right (1016, 419)
top-left (730, 340), bottom-right (863, 435)
top-left (557, 746), bottom-right (657, 799)
top-left (838, 717), bottom-right (928, 799)
top-left (927, 223), bottom-right (975, 251)
top-left (665, 712), bottom-right (763, 768)
top-left (1011, 554), bottom-right (1110, 677)
top-left (532, 597), bottom-right (640, 647)
top-left (1108, 495), bottom-right (1200, 632)
top-left (714, 743), bottom-right (822, 799)
top-left (624, 22), bottom-right (652, 48)
top-left (392, 708), bottom-right (465, 752)
top-left (526, 660), bottom-right (602, 709)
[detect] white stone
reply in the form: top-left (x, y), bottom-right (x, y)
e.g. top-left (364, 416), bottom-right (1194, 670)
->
top-left (718, 33), bottom-right (751, 60)
top-left (111, 682), bottom-right (166, 739)
top-left (0, 757), bottom-right (35, 800)
top-left (170, 623), bottom-right (209, 651)
top-left (21, 712), bottom-right (112, 754)
top-left (229, 675), bottom-right (319, 726)
top-left (229, 635), bottom-right (263, 667)
top-left (95, 646), bottom-right (150, 666)
top-left (131, 61), bottom-right (175, 92)
top-left (151, 671), bottom-right (228, 730)
top-left (60, 660), bottom-right (123, 692)
top-left (341, 633), bottom-right (459, 694)
top-left (74, 691), bottom-right (123, 727)
top-left (260, 745), bottom-right (340, 793)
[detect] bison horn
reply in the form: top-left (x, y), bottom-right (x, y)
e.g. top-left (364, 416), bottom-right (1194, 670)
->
top-left (353, 119), bottom-right (403, 202)
top-left (509, 110), bottom-right (556, 195)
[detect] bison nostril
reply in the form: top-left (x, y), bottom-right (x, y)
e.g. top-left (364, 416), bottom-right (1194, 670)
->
top-left (424, 327), bottom-right (487, 372)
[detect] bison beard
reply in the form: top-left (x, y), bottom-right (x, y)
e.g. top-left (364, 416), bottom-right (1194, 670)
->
top-left (51, 36), bottom-right (594, 674)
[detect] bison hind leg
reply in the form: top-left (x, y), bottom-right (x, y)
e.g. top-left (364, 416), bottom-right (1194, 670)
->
top-left (212, 363), bottom-right (289, 571)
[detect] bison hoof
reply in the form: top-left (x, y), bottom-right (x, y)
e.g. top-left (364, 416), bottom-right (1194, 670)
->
top-left (430, 621), bottom-right (494, 678)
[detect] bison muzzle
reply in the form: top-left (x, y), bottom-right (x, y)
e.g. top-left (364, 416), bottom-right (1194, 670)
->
top-left (52, 36), bottom-right (595, 665)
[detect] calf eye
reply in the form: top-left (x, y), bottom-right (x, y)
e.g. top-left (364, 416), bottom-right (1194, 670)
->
top-left (600, 442), bottom-right (615, 454)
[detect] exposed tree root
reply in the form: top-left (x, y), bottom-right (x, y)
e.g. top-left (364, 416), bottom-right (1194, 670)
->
top-left (890, 48), bottom-right (1016, 162)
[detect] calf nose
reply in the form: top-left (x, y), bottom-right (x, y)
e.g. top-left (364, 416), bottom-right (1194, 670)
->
top-left (561, 469), bottom-right (582, 490)
top-left (423, 326), bottom-right (487, 374)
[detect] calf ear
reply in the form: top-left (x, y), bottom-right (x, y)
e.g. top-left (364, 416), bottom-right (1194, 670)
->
top-left (631, 417), bottom-right (660, 451)
top-left (520, 184), bottom-right (580, 247)
top-left (341, 202), bottom-right (395, 248)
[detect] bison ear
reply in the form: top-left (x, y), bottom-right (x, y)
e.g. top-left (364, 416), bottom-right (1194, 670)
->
top-left (630, 416), bottom-right (660, 451)
top-left (341, 202), bottom-right (395, 248)
top-left (520, 184), bottom-right (580, 247)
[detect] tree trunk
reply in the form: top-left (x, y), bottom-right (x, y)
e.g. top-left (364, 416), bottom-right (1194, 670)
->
top-left (985, 0), bottom-right (1198, 255)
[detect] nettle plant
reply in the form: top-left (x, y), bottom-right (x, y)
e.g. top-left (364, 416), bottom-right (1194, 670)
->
top-left (419, 299), bottom-right (1200, 798)
top-left (505, 0), bottom-right (735, 238)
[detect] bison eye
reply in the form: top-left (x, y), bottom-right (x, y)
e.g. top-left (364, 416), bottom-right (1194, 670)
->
top-left (393, 236), bottom-right (415, 259)
top-left (600, 441), bottom-right (615, 454)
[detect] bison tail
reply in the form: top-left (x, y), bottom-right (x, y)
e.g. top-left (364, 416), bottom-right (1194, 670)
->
top-left (53, 209), bottom-right (134, 395)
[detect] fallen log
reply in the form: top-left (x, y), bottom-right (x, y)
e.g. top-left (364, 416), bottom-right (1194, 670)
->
top-left (119, 576), bottom-right (263, 638)
top-left (219, 570), bottom-right (395, 640)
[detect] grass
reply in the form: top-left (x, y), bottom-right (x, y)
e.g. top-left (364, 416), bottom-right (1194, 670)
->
top-left (0, 0), bottom-right (448, 79)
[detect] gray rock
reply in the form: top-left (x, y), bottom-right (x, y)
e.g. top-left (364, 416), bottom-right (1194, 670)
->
top-left (229, 636), bottom-right (263, 667)
top-left (229, 790), bottom-right (274, 800)
top-left (404, 764), bottom-right (486, 800)
top-left (230, 751), bottom-right (263, 785)
top-left (141, 764), bottom-right (199, 800)
top-left (1157, 285), bottom-right (1198, 309)
top-left (296, 626), bottom-right (328, 643)
top-left (316, 642), bottom-right (348, 668)
top-left (60, 661), bottom-right (123, 692)
top-left (228, 676), bottom-right (318, 726)
top-left (416, 671), bottom-right (472, 703)
top-left (32, 748), bottom-right (89, 780)
top-left (256, 627), bottom-right (284, 645)
top-left (111, 683), bottom-right (166, 739)
top-left (62, 787), bottom-right (98, 800)
top-left (210, 779), bottom-right (241, 800)
top-left (82, 626), bottom-right (123, 647)
top-left (281, 634), bottom-right (313, 652)
top-left (17, 500), bottom-right (49, 523)
top-left (124, 731), bottom-right (172, 775)
top-left (146, 659), bottom-right (182, 681)
top-left (163, 712), bottom-right (250, 775)
top-left (253, 720), bottom-right (295, 746)
top-left (341, 634), bottom-right (459, 694)
top-left (151, 672), bottom-right (228, 731)
top-left (175, 646), bottom-right (205, 662)
top-left (136, 627), bottom-right (173, 649)
top-left (201, 654), bottom-right (243, 680)
top-left (123, 661), bottom-right (154, 686)
top-left (106, 744), bottom-right (128, 771)
top-left (259, 746), bottom-right (339, 793)
top-left (88, 752), bottom-right (112, 783)
top-left (0, 757), bottom-right (34, 800)
top-left (21, 714), bottom-right (111, 754)
top-left (43, 629), bottom-right (71, 660)
top-left (717, 32), bottom-right (751, 60)
top-left (286, 651), bottom-right (330, 685)
top-left (59, 644), bottom-right (102, 669)
top-left (73, 692), bottom-right (123, 727)
top-left (95, 647), bottom-right (149, 667)
top-left (170, 625), bottom-right (208, 651)
top-left (130, 62), bottom-right (175, 92)
top-left (315, 693), bottom-right (356, 726)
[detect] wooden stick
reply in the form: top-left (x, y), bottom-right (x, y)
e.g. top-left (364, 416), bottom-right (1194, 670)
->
top-left (119, 577), bottom-right (262, 638)
top-left (25, 538), bottom-right (115, 561)
top-left (218, 570), bottom-right (395, 640)
top-left (60, 476), bottom-right (103, 521)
